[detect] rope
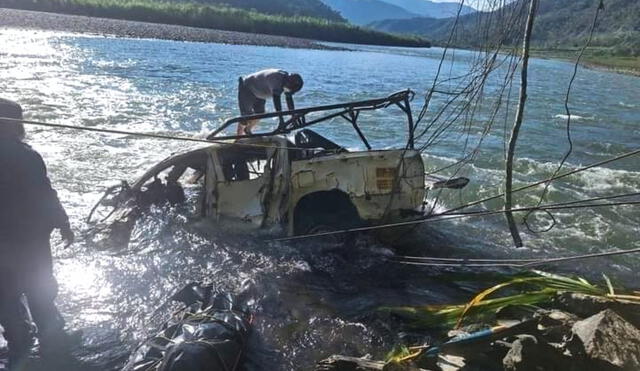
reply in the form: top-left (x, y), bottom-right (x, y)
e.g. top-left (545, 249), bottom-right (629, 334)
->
top-left (440, 146), bottom-right (640, 216)
top-left (270, 197), bottom-right (640, 242)
top-left (391, 247), bottom-right (640, 268)
top-left (0, 116), bottom-right (312, 151)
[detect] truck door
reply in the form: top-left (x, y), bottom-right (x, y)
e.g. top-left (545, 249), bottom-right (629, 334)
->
top-left (214, 145), bottom-right (271, 226)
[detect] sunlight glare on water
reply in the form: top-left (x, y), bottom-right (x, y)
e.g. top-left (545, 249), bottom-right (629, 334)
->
top-left (1, 28), bottom-right (640, 369)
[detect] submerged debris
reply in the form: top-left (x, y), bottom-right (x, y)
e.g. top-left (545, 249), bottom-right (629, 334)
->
top-left (123, 283), bottom-right (252, 371)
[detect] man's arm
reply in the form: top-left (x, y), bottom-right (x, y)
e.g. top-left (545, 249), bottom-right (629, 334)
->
top-left (285, 93), bottom-right (295, 111)
top-left (28, 151), bottom-right (74, 243)
top-left (273, 94), bottom-right (286, 127)
top-left (272, 94), bottom-right (283, 112)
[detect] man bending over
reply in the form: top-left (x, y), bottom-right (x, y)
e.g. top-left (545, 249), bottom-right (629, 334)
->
top-left (237, 69), bottom-right (304, 136)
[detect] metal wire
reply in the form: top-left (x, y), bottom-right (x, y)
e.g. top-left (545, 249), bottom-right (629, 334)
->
top-left (270, 197), bottom-right (640, 242)
top-left (0, 116), bottom-right (315, 151)
top-left (391, 247), bottom-right (640, 268)
top-left (527, 0), bottom-right (606, 222)
top-left (440, 146), bottom-right (640, 216)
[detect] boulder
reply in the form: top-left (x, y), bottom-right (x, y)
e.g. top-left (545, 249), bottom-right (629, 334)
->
top-left (535, 309), bottom-right (579, 344)
top-left (571, 309), bottom-right (640, 370)
top-left (502, 334), bottom-right (576, 371)
top-left (555, 293), bottom-right (640, 328)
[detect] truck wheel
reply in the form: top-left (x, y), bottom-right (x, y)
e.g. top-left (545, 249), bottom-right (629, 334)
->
top-left (293, 191), bottom-right (363, 247)
top-left (295, 211), bottom-right (359, 247)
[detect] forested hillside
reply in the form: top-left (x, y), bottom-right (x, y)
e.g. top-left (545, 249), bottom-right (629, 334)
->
top-left (170, 0), bottom-right (345, 22)
top-left (0, 0), bottom-right (431, 47)
top-left (370, 0), bottom-right (640, 56)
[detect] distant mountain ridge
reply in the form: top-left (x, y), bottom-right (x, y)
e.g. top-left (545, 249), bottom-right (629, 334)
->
top-left (382, 0), bottom-right (475, 18)
top-left (369, 0), bottom-right (640, 56)
top-left (320, 0), bottom-right (418, 25)
top-left (319, 0), bottom-right (475, 24)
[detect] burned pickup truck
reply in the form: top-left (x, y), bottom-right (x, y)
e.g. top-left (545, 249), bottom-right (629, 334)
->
top-left (88, 90), bottom-right (463, 245)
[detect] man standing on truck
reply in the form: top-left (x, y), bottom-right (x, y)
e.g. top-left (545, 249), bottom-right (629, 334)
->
top-left (0, 98), bottom-right (77, 368)
top-left (237, 69), bottom-right (304, 136)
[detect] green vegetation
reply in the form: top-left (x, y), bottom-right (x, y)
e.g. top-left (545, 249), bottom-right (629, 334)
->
top-left (532, 48), bottom-right (640, 76)
top-left (369, 0), bottom-right (640, 72)
top-left (382, 270), bottom-right (640, 330)
top-left (0, 0), bottom-right (430, 47)
top-left (171, 0), bottom-right (345, 22)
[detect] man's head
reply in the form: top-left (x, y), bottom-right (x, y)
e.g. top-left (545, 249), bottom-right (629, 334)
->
top-left (284, 73), bottom-right (304, 94)
top-left (0, 98), bottom-right (25, 140)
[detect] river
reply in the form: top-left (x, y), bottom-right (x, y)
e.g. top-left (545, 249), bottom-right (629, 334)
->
top-left (1, 29), bottom-right (639, 370)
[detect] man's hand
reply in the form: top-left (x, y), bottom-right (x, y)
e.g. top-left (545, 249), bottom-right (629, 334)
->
top-left (61, 226), bottom-right (75, 248)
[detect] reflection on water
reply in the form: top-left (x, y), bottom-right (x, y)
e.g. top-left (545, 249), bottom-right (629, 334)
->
top-left (1, 29), bottom-right (639, 369)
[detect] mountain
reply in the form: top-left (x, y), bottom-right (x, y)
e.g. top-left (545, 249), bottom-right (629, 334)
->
top-left (370, 0), bottom-right (640, 56)
top-left (370, 16), bottom-right (448, 37)
top-left (382, 0), bottom-right (475, 18)
top-left (319, 0), bottom-right (419, 25)
top-left (172, 0), bottom-right (346, 22)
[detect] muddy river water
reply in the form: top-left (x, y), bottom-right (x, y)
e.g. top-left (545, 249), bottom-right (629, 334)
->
top-left (1, 29), bottom-right (639, 369)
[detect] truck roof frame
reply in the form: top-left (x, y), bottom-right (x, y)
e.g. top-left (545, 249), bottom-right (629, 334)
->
top-left (206, 90), bottom-right (416, 150)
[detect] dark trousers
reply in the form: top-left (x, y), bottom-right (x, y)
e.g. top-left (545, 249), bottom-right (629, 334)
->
top-left (0, 238), bottom-right (65, 364)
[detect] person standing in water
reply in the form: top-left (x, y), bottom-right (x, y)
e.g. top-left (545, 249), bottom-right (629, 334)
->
top-left (236, 69), bottom-right (304, 136)
top-left (0, 98), bottom-right (77, 368)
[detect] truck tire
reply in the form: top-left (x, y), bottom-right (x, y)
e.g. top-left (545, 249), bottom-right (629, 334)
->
top-left (294, 194), bottom-right (362, 247)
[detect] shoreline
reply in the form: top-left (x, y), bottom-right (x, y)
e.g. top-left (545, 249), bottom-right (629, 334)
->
top-left (530, 49), bottom-right (640, 77)
top-left (431, 42), bottom-right (640, 77)
top-left (0, 8), bottom-right (345, 50)
top-left (578, 60), bottom-right (640, 78)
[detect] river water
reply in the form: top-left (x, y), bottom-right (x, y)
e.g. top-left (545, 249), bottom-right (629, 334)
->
top-left (1, 29), bottom-right (639, 370)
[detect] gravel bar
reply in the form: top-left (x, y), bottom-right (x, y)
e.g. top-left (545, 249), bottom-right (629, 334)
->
top-left (0, 8), bottom-right (341, 50)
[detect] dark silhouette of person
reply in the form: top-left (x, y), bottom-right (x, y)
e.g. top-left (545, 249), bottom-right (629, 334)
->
top-left (0, 98), bottom-right (76, 368)
top-left (237, 69), bottom-right (304, 136)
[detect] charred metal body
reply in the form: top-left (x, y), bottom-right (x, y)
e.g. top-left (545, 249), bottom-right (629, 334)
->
top-left (88, 91), bottom-right (437, 245)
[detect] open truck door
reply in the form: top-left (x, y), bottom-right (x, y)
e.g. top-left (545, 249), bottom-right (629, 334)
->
top-left (210, 137), bottom-right (291, 229)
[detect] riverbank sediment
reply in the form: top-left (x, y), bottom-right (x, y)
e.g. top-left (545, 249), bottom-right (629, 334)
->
top-left (0, 8), bottom-right (336, 50)
top-left (531, 49), bottom-right (640, 77)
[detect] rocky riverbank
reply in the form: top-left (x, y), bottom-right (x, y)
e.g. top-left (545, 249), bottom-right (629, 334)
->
top-left (0, 8), bottom-right (337, 50)
top-left (317, 293), bottom-right (640, 371)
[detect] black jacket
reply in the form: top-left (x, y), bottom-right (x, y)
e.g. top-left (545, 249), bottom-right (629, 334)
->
top-left (0, 138), bottom-right (69, 244)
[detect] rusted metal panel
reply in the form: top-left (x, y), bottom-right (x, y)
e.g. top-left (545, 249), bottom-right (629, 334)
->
top-left (289, 150), bottom-right (425, 225)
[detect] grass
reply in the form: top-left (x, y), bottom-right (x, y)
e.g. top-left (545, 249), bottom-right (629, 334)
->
top-left (382, 270), bottom-right (640, 366)
top-left (0, 0), bottom-right (431, 47)
top-left (381, 270), bottom-right (640, 330)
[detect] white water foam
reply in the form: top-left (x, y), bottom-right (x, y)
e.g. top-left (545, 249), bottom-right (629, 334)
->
top-left (619, 101), bottom-right (637, 108)
top-left (554, 114), bottom-right (592, 121)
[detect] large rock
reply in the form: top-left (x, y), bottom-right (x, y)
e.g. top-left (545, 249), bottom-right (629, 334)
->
top-left (502, 334), bottom-right (575, 371)
top-left (555, 293), bottom-right (640, 329)
top-left (534, 309), bottom-right (580, 345)
top-left (571, 309), bottom-right (640, 370)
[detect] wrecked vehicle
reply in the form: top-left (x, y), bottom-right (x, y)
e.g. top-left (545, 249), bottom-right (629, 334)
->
top-left (88, 90), bottom-right (466, 245)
